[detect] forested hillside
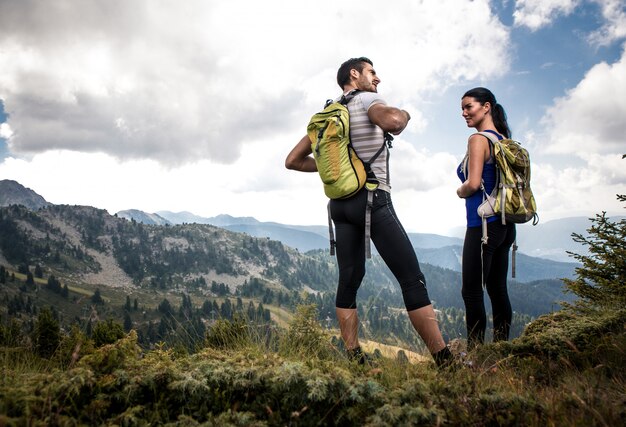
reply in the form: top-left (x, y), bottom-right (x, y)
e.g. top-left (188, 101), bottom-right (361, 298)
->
top-left (0, 203), bottom-right (572, 352)
top-left (0, 195), bottom-right (624, 425)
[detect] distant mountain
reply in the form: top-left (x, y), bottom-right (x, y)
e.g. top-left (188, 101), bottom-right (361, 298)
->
top-left (408, 233), bottom-right (463, 249)
top-left (225, 223), bottom-right (329, 253)
top-left (515, 215), bottom-right (625, 262)
top-left (120, 208), bottom-right (578, 282)
top-left (0, 179), bottom-right (49, 210)
top-left (156, 211), bottom-right (260, 226)
top-left (414, 245), bottom-right (578, 282)
top-left (117, 209), bottom-right (172, 226)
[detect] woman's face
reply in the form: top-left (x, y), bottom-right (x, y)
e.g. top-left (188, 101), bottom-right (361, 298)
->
top-left (461, 96), bottom-right (489, 128)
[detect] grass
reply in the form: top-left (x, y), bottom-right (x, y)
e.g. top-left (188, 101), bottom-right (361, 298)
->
top-left (1, 305), bottom-right (624, 426)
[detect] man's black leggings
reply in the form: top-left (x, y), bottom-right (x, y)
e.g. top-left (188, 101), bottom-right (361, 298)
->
top-left (462, 221), bottom-right (516, 348)
top-left (330, 188), bottom-right (431, 311)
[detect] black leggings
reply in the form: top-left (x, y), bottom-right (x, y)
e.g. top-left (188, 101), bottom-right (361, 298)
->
top-left (330, 188), bottom-right (431, 311)
top-left (462, 221), bottom-right (516, 348)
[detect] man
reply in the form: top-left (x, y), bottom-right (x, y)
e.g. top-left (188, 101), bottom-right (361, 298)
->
top-left (285, 57), bottom-right (452, 367)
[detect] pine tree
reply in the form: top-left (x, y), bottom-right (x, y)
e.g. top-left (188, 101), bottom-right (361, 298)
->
top-left (564, 195), bottom-right (625, 310)
top-left (91, 288), bottom-right (104, 304)
top-left (124, 312), bottom-right (133, 332)
top-left (92, 319), bottom-right (125, 347)
top-left (33, 306), bottom-right (60, 358)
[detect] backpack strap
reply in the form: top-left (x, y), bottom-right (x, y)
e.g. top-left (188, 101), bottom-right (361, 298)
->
top-left (364, 191), bottom-right (374, 258)
top-left (361, 136), bottom-right (393, 259)
top-left (328, 90), bottom-right (393, 259)
top-left (327, 201), bottom-right (336, 256)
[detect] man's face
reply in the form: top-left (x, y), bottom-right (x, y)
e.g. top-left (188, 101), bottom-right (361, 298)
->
top-left (355, 63), bottom-right (380, 93)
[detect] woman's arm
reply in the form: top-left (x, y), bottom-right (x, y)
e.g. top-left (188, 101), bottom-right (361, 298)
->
top-left (285, 135), bottom-right (317, 172)
top-left (456, 134), bottom-right (490, 198)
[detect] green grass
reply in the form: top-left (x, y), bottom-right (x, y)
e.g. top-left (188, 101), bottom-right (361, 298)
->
top-left (1, 306), bottom-right (624, 426)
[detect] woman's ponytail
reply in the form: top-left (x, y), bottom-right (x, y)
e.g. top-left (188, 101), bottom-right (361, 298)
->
top-left (492, 103), bottom-right (511, 138)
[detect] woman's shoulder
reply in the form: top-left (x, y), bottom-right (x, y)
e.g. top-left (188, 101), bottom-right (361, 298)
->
top-left (467, 132), bottom-right (491, 146)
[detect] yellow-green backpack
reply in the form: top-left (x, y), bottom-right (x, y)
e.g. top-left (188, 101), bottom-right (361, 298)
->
top-left (306, 91), bottom-right (391, 258)
top-left (307, 94), bottom-right (366, 200)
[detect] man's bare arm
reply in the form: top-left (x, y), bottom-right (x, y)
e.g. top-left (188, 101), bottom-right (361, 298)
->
top-left (367, 103), bottom-right (411, 135)
top-left (285, 135), bottom-right (317, 172)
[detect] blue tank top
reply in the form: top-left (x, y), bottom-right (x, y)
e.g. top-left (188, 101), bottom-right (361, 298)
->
top-left (457, 130), bottom-right (500, 228)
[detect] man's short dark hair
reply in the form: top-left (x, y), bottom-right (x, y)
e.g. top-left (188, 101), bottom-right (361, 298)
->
top-left (336, 57), bottom-right (373, 89)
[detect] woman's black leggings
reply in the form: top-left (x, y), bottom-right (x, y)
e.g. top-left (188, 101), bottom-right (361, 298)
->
top-left (462, 221), bottom-right (516, 348)
top-left (330, 188), bottom-right (431, 311)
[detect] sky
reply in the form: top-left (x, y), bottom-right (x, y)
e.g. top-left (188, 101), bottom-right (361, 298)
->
top-left (0, 0), bottom-right (624, 237)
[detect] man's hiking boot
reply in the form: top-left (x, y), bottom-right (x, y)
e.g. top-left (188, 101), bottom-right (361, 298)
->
top-left (346, 346), bottom-right (373, 366)
top-left (434, 340), bottom-right (476, 371)
top-left (432, 346), bottom-right (455, 370)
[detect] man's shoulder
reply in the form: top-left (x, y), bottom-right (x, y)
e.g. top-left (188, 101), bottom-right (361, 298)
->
top-left (354, 91), bottom-right (386, 110)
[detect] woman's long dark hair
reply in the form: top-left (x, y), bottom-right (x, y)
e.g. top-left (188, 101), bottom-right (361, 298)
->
top-left (463, 87), bottom-right (511, 138)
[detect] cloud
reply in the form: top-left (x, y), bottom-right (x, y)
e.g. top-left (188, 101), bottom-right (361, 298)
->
top-left (513, 0), bottom-right (579, 31)
top-left (0, 0), bottom-right (510, 166)
top-left (389, 141), bottom-right (460, 192)
top-left (532, 157), bottom-right (625, 220)
top-left (531, 43), bottom-right (626, 223)
top-left (0, 123), bottom-right (12, 139)
top-left (513, 0), bottom-right (626, 47)
top-left (541, 45), bottom-right (626, 156)
top-left (587, 0), bottom-right (626, 46)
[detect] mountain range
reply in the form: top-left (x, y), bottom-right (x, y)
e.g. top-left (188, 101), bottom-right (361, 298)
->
top-left (117, 209), bottom-right (581, 282)
top-left (0, 178), bottom-right (583, 344)
top-left (0, 179), bottom-right (593, 283)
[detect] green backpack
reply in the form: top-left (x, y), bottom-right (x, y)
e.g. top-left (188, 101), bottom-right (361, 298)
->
top-left (474, 131), bottom-right (538, 227)
top-left (307, 94), bottom-right (366, 200)
top-left (307, 91), bottom-right (389, 258)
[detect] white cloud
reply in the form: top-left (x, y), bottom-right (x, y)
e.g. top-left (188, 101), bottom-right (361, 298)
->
top-left (513, 0), bottom-right (626, 47)
top-left (389, 141), bottom-right (460, 192)
top-left (513, 0), bottom-right (579, 31)
top-left (0, 0), bottom-right (510, 166)
top-left (532, 158), bottom-right (625, 221)
top-left (541, 46), bottom-right (626, 156)
top-left (587, 0), bottom-right (626, 46)
top-left (530, 44), bottom-right (626, 223)
top-left (0, 123), bottom-right (12, 139)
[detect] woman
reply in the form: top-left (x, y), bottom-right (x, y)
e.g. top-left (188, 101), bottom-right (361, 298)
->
top-left (456, 87), bottom-right (516, 349)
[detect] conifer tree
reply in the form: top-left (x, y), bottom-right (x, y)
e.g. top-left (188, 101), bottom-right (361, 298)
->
top-left (92, 319), bottom-right (125, 347)
top-left (33, 306), bottom-right (60, 358)
top-left (91, 288), bottom-right (104, 304)
top-left (564, 194), bottom-right (625, 310)
top-left (124, 312), bottom-right (133, 332)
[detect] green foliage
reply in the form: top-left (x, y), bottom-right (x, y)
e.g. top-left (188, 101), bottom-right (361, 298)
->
top-left (91, 288), bottom-right (104, 304)
top-left (564, 208), bottom-right (626, 310)
top-left (92, 319), bottom-right (125, 347)
top-left (32, 306), bottom-right (60, 359)
top-left (279, 304), bottom-right (335, 360)
top-left (204, 317), bottom-right (251, 350)
top-left (54, 324), bottom-right (95, 368)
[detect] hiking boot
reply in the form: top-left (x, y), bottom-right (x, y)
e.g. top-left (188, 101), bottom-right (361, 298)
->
top-left (432, 346), bottom-right (455, 370)
top-left (346, 346), bottom-right (373, 366)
